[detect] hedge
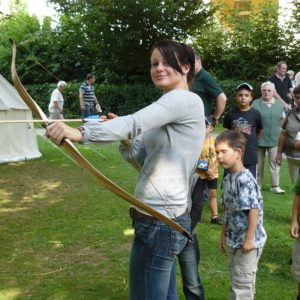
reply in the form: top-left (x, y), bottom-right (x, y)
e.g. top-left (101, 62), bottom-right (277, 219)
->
top-left (24, 79), bottom-right (262, 119)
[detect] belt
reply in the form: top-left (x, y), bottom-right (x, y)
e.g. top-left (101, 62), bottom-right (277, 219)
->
top-left (129, 207), bottom-right (155, 221)
top-left (129, 207), bottom-right (189, 221)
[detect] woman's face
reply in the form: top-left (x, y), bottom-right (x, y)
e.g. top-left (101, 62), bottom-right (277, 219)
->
top-left (150, 48), bottom-right (189, 93)
top-left (261, 84), bottom-right (274, 101)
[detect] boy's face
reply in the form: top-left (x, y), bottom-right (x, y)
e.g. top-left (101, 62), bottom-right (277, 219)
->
top-left (236, 89), bottom-right (252, 110)
top-left (215, 141), bottom-right (241, 170)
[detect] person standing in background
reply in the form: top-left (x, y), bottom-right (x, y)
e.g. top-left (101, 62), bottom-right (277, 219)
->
top-left (195, 117), bottom-right (222, 225)
top-left (295, 71), bottom-right (300, 87)
top-left (79, 73), bottom-right (102, 117)
top-left (48, 81), bottom-right (67, 120)
top-left (191, 51), bottom-right (227, 215)
top-left (289, 175), bottom-right (300, 300)
top-left (287, 70), bottom-right (296, 88)
top-left (252, 81), bottom-right (285, 194)
top-left (191, 52), bottom-right (227, 126)
top-left (268, 61), bottom-right (293, 110)
top-left (223, 83), bottom-right (263, 178)
top-left (276, 86), bottom-right (300, 185)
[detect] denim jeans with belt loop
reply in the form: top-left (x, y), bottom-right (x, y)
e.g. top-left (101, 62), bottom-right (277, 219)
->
top-left (129, 213), bottom-right (191, 300)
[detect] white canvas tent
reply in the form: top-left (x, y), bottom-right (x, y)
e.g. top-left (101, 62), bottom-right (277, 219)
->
top-left (0, 74), bottom-right (41, 164)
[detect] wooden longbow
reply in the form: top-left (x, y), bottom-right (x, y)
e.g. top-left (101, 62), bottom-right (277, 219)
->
top-left (10, 39), bottom-right (192, 241)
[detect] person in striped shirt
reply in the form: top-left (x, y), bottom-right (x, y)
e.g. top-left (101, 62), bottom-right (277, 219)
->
top-left (79, 73), bottom-right (101, 117)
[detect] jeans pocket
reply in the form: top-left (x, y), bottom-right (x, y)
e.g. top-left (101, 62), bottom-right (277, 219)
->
top-left (169, 214), bottom-right (191, 255)
top-left (134, 220), bottom-right (155, 244)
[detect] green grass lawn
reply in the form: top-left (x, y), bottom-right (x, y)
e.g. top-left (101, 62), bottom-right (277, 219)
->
top-left (0, 136), bottom-right (297, 299)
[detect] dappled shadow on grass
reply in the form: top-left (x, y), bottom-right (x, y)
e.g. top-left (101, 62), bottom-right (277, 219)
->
top-left (0, 138), bottom-right (134, 299)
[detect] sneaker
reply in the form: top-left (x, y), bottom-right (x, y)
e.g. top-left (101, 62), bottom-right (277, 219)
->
top-left (211, 217), bottom-right (222, 225)
top-left (270, 186), bottom-right (285, 194)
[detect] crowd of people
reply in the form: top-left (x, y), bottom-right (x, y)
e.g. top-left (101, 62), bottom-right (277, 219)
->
top-left (45, 40), bottom-right (300, 300)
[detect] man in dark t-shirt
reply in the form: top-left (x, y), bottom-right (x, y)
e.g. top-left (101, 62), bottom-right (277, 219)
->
top-left (268, 61), bottom-right (293, 109)
top-left (191, 53), bottom-right (227, 126)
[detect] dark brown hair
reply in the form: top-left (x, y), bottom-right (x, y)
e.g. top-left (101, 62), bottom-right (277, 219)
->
top-left (294, 85), bottom-right (300, 95)
top-left (215, 130), bottom-right (246, 155)
top-left (86, 73), bottom-right (95, 80)
top-left (152, 40), bottom-right (195, 84)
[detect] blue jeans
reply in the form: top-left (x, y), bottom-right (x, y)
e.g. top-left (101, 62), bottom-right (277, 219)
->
top-left (169, 233), bottom-right (205, 300)
top-left (130, 214), bottom-right (191, 300)
top-left (167, 263), bottom-right (179, 300)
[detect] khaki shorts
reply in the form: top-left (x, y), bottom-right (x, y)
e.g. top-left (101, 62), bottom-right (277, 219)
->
top-left (292, 239), bottom-right (300, 282)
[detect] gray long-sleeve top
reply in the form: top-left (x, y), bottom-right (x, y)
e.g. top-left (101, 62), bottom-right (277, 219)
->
top-left (81, 89), bottom-right (205, 218)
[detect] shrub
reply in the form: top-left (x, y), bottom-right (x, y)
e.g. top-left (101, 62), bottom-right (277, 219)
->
top-left (24, 80), bottom-right (262, 119)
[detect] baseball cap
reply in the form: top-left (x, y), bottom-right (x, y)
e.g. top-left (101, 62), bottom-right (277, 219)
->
top-left (236, 82), bottom-right (253, 91)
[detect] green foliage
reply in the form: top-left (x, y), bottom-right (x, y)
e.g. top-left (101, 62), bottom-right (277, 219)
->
top-left (1, 0), bottom-right (300, 88)
top-left (47, 0), bottom-right (212, 83)
top-left (0, 12), bottom-right (40, 80)
top-left (25, 79), bottom-right (264, 119)
top-left (193, 1), bottom-right (296, 81)
top-left (25, 82), bottom-right (162, 118)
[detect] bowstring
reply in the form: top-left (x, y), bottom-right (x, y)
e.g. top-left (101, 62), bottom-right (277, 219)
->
top-left (128, 143), bottom-right (177, 219)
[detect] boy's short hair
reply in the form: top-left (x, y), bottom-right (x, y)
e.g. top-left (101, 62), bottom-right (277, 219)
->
top-left (215, 130), bottom-right (246, 155)
top-left (294, 86), bottom-right (300, 95)
top-left (236, 82), bottom-right (253, 93)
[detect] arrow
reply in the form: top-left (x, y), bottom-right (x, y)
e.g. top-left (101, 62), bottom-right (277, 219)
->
top-left (0, 118), bottom-right (104, 124)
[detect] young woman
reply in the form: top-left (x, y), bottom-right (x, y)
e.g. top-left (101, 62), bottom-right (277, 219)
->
top-left (46, 40), bottom-right (205, 299)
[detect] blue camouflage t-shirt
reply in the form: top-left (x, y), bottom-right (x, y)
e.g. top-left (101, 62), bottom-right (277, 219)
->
top-left (222, 169), bottom-right (267, 248)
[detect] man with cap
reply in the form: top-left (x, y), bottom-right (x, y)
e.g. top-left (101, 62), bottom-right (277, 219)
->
top-left (223, 83), bottom-right (263, 178)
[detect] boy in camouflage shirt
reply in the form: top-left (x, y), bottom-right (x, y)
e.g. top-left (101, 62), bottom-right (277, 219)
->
top-left (215, 130), bottom-right (267, 300)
